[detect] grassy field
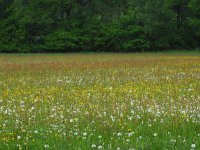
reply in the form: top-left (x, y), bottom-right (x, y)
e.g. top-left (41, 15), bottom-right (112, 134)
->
top-left (0, 53), bottom-right (199, 150)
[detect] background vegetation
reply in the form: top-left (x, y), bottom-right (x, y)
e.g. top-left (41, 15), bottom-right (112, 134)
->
top-left (0, 0), bottom-right (200, 53)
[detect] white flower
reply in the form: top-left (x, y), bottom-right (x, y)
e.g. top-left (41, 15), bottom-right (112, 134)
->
top-left (191, 144), bottom-right (196, 148)
top-left (60, 115), bottom-right (64, 119)
top-left (83, 132), bottom-right (87, 136)
top-left (57, 79), bottom-right (62, 83)
top-left (117, 147), bottom-right (120, 150)
top-left (128, 132), bottom-right (133, 137)
top-left (130, 110), bottom-right (135, 114)
top-left (153, 133), bottom-right (158, 137)
top-left (99, 135), bottom-right (102, 139)
top-left (17, 136), bottom-right (21, 140)
top-left (92, 144), bottom-right (96, 148)
top-left (44, 144), bottom-right (49, 148)
top-left (117, 133), bottom-right (122, 137)
top-left (170, 139), bottom-right (176, 144)
top-left (137, 115), bottom-right (141, 119)
top-left (4, 110), bottom-right (8, 114)
top-left (34, 130), bottom-right (38, 134)
top-left (98, 145), bottom-right (103, 149)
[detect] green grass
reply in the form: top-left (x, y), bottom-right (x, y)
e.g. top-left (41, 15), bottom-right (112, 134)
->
top-left (0, 53), bottom-right (199, 149)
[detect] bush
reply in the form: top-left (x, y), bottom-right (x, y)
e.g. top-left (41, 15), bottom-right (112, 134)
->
top-left (44, 30), bottom-right (79, 52)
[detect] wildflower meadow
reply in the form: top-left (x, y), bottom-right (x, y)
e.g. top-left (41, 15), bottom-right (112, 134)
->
top-left (0, 53), bottom-right (199, 149)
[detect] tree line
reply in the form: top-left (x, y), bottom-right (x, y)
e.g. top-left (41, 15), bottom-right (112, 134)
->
top-left (0, 0), bottom-right (200, 53)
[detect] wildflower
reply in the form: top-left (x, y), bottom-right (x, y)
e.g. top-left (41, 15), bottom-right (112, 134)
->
top-left (98, 145), bottom-right (103, 149)
top-left (170, 139), bottom-right (176, 144)
top-left (83, 132), bottom-right (87, 136)
top-left (16, 144), bottom-right (21, 147)
top-left (60, 115), bottom-right (64, 119)
top-left (153, 133), bottom-right (158, 137)
top-left (128, 132), bottom-right (133, 137)
top-left (34, 130), bottom-right (38, 134)
top-left (44, 144), bottom-right (49, 148)
top-left (17, 136), bottom-right (21, 140)
top-left (117, 133), bottom-right (122, 137)
top-left (131, 110), bottom-right (134, 115)
top-left (136, 115), bottom-right (141, 119)
top-left (92, 144), bottom-right (96, 148)
top-left (191, 144), bottom-right (196, 148)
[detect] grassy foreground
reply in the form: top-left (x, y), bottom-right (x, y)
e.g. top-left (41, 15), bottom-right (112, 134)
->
top-left (0, 53), bottom-right (199, 150)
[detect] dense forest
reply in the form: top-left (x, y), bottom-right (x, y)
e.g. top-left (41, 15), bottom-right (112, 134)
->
top-left (0, 0), bottom-right (200, 52)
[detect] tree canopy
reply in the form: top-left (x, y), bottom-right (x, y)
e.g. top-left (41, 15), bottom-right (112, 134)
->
top-left (0, 0), bottom-right (199, 52)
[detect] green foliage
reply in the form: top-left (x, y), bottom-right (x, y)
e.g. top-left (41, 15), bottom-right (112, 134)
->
top-left (45, 29), bottom-right (78, 52)
top-left (0, 0), bottom-right (200, 52)
top-left (188, 0), bottom-right (200, 47)
top-left (104, 10), bottom-right (150, 52)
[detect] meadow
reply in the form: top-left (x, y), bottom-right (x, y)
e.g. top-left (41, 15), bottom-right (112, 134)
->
top-left (0, 53), bottom-right (199, 150)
